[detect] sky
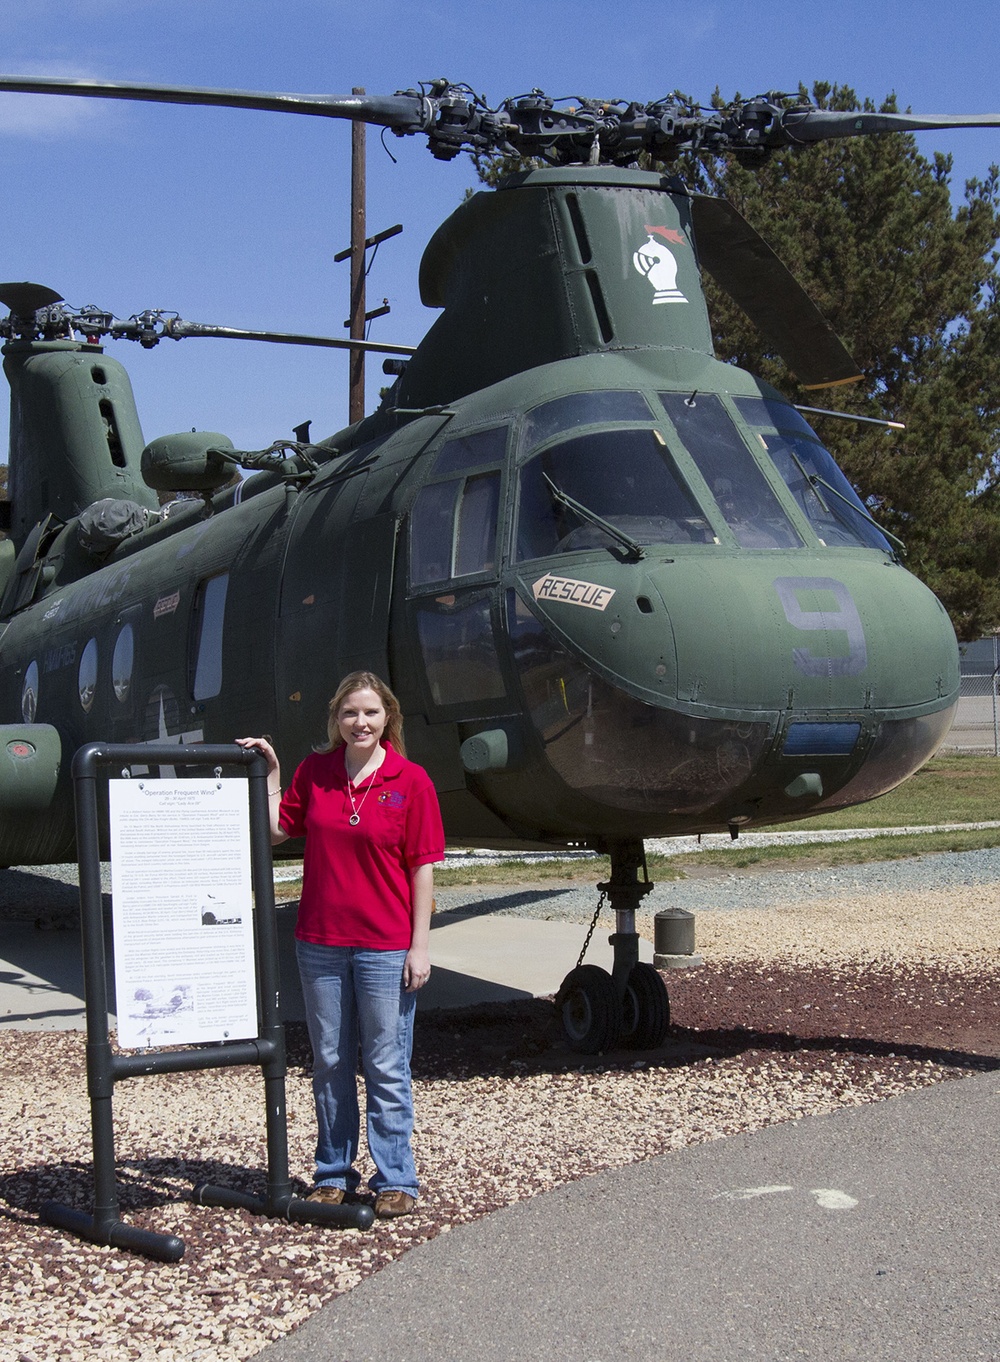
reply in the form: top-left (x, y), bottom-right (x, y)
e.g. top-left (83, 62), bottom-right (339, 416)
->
top-left (1, 0), bottom-right (999, 449)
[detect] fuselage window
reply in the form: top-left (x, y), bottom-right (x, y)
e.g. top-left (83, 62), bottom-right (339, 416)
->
top-left (410, 480), bottom-right (461, 586)
top-left (433, 427), bottom-right (508, 475)
top-left (78, 638), bottom-right (98, 713)
top-left (734, 397), bottom-right (893, 552)
top-left (659, 392), bottom-right (803, 549)
top-left (516, 428), bottom-right (711, 561)
top-left (454, 472), bottom-right (501, 577)
top-left (21, 659), bottom-right (39, 723)
top-left (416, 596), bottom-right (506, 708)
top-left (410, 470), bottom-right (501, 587)
top-left (191, 572), bottom-right (229, 701)
top-left (522, 391), bottom-right (653, 450)
top-left (112, 624), bottom-right (134, 703)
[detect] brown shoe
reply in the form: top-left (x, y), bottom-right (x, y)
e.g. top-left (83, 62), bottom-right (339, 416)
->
top-left (374, 1190), bottom-right (416, 1218)
top-left (306, 1186), bottom-right (345, 1205)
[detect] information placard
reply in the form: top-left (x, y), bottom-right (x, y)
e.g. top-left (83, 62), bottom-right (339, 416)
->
top-left (109, 776), bottom-right (258, 1048)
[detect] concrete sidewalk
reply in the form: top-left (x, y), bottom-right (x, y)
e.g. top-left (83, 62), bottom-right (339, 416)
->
top-left (253, 1071), bottom-right (1000, 1362)
top-left (0, 903), bottom-right (652, 1030)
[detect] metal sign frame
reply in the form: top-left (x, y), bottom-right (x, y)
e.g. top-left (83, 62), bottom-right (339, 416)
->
top-left (41, 741), bottom-right (373, 1263)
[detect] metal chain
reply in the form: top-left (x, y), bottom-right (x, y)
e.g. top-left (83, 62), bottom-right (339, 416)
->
top-left (576, 891), bottom-right (608, 969)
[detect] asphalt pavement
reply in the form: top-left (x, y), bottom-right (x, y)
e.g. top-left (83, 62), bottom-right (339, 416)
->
top-left (253, 1071), bottom-right (1000, 1362)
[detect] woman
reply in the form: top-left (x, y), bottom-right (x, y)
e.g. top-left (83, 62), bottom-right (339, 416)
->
top-left (238, 672), bottom-right (444, 1218)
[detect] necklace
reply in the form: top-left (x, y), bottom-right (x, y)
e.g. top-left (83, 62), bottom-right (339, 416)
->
top-left (346, 767), bottom-right (379, 825)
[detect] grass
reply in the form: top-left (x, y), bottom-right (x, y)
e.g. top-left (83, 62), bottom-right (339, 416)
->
top-left (274, 755), bottom-right (1000, 892)
top-left (756, 754), bottom-right (1000, 831)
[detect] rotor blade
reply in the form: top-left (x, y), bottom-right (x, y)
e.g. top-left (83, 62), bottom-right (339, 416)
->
top-left (160, 319), bottom-right (417, 356)
top-left (0, 281), bottom-right (64, 315)
top-left (0, 75), bottom-right (429, 131)
top-left (692, 195), bottom-right (861, 390)
top-left (772, 108), bottom-right (1000, 146)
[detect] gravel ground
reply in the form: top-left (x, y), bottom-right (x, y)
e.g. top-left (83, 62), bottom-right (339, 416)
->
top-left (432, 845), bottom-right (1000, 920)
top-left (1, 851), bottom-right (998, 1362)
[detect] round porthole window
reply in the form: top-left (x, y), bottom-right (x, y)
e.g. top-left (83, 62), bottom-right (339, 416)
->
top-left (79, 638), bottom-right (98, 713)
top-left (112, 624), bottom-right (134, 703)
top-left (21, 660), bottom-right (39, 723)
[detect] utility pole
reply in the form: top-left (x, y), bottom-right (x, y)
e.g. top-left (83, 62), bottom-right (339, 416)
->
top-left (348, 87), bottom-right (366, 425)
top-left (334, 88), bottom-right (403, 425)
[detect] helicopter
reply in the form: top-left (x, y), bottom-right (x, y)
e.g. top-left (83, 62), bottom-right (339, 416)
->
top-left (0, 75), bottom-right (993, 1053)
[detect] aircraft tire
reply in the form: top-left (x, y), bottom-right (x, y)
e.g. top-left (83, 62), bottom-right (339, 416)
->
top-left (621, 963), bottom-right (671, 1049)
top-left (557, 964), bottom-right (622, 1054)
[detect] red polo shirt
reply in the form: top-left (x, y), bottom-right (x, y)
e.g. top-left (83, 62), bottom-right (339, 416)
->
top-left (279, 742), bottom-right (445, 951)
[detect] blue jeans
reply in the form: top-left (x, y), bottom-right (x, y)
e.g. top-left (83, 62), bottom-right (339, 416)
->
top-left (295, 940), bottom-right (418, 1197)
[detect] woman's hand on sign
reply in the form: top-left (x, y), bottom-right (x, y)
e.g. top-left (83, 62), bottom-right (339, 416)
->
top-left (235, 735), bottom-right (280, 778)
top-left (235, 737), bottom-right (288, 844)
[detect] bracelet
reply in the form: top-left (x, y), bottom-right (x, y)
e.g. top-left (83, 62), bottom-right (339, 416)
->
top-left (268, 790), bottom-right (281, 798)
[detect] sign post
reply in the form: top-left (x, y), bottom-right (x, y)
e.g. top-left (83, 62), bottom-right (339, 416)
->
top-left (40, 742), bottom-right (373, 1263)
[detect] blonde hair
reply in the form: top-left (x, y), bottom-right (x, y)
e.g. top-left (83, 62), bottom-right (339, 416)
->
top-left (317, 671), bottom-right (407, 757)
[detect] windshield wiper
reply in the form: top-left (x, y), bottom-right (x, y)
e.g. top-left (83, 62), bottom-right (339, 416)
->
top-left (807, 473), bottom-right (905, 553)
top-left (542, 473), bottom-right (645, 561)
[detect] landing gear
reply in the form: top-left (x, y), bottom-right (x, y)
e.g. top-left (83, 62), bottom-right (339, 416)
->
top-left (558, 965), bottom-right (621, 1054)
top-left (621, 963), bottom-right (671, 1049)
top-left (556, 840), bottom-right (670, 1054)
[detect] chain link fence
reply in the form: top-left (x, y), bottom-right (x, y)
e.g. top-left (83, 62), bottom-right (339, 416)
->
top-left (941, 635), bottom-right (1000, 755)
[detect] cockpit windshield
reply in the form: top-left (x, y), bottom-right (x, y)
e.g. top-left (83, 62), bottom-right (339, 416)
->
top-left (516, 428), bottom-right (713, 561)
top-left (734, 397), bottom-right (893, 553)
top-left (521, 391), bottom-right (654, 449)
top-left (659, 393), bottom-right (803, 549)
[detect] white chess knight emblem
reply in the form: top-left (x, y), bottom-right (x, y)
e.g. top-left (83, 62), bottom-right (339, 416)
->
top-left (632, 225), bottom-right (688, 303)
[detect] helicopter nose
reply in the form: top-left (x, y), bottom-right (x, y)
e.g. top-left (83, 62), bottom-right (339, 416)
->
top-left (516, 552), bottom-right (958, 830)
top-left (641, 555), bottom-right (958, 716)
top-left (523, 554), bottom-right (957, 714)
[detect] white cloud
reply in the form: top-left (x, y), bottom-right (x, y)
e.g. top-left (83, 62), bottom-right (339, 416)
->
top-left (0, 62), bottom-right (119, 140)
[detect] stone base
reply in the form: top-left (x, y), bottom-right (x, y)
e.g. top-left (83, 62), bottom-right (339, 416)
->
top-left (654, 952), bottom-right (705, 970)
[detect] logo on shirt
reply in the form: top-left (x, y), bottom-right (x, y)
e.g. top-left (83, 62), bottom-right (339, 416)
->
top-left (378, 790), bottom-right (407, 809)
